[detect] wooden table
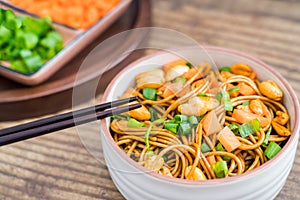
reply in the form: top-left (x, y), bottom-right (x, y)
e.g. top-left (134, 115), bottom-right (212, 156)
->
top-left (1, 0), bottom-right (300, 199)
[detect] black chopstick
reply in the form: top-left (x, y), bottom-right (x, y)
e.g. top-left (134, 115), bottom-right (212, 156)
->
top-left (0, 97), bottom-right (141, 146)
top-left (0, 96), bottom-right (138, 137)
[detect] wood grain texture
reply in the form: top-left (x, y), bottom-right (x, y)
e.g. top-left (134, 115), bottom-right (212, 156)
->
top-left (1, 0), bottom-right (300, 199)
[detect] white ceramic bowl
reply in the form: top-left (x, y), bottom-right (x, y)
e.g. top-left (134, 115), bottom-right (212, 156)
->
top-left (101, 46), bottom-right (300, 200)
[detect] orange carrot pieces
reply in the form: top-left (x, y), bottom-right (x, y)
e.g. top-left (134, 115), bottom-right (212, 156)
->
top-left (182, 68), bottom-right (203, 80)
top-left (162, 59), bottom-right (188, 72)
top-left (10, 0), bottom-right (120, 29)
top-left (201, 110), bottom-right (222, 136)
top-left (206, 155), bottom-right (216, 166)
top-left (218, 126), bottom-right (241, 152)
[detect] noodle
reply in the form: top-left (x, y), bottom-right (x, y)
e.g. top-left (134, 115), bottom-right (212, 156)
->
top-left (109, 60), bottom-right (291, 180)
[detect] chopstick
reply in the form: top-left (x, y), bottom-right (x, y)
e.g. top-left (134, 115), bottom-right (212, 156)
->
top-left (0, 96), bottom-right (141, 146)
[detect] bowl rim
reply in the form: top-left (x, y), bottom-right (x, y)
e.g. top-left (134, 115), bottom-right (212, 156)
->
top-left (101, 45), bottom-right (300, 185)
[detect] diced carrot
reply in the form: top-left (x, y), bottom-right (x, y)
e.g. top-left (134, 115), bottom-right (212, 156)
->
top-left (206, 155), bottom-right (216, 166)
top-left (10, 0), bottom-right (120, 29)
top-left (182, 68), bottom-right (203, 80)
top-left (162, 59), bottom-right (187, 72)
top-left (218, 126), bottom-right (241, 152)
top-left (238, 82), bottom-right (256, 96)
top-left (201, 110), bottom-right (222, 136)
top-left (161, 81), bottom-right (187, 98)
top-left (193, 79), bottom-right (206, 88)
top-left (226, 83), bottom-right (239, 98)
top-left (232, 109), bottom-right (269, 127)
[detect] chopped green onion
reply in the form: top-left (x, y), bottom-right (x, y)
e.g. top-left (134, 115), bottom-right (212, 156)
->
top-left (216, 92), bottom-right (222, 102)
top-left (164, 123), bottom-right (178, 133)
top-left (212, 161), bottom-right (228, 178)
top-left (149, 108), bottom-right (158, 122)
top-left (3, 9), bottom-right (21, 30)
top-left (188, 116), bottom-right (198, 125)
top-left (201, 143), bottom-right (211, 153)
top-left (0, 26), bottom-right (12, 46)
top-left (174, 114), bottom-right (188, 123)
top-left (142, 88), bottom-right (157, 101)
top-left (228, 87), bottom-right (240, 94)
top-left (197, 114), bottom-right (206, 122)
top-left (23, 54), bottom-right (44, 72)
top-left (166, 119), bottom-right (176, 124)
top-left (17, 32), bottom-right (39, 49)
top-left (153, 117), bottom-right (166, 124)
top-left (216, 143), bottom-right (231, 161)
top-left (197, 93), bottom-right (215, 97)
top-left (174, 77), bottom-right (187, 83)
top-left (162, 155), bottom-right (168, 162)
top-left (178, 122), bottom-right (192, 135)
top-left (228, 123), bottom-right (239, 135)
top-left (111, 115), bottom-right (130, 120)
top-left (146, 150), bottom-right (155, 156)
top-left (10, 60), bottom-right (27, 73)
top-left (144, 124), bottom-right (153, 150)
top-left (264, 141), bottom-right (281, 159)
top-left (127, 118), bottom-right (145, 128)
top-left (263, 126), bottom-right (273, 146)
top-left (0, 8), bottom-right (63, 74)
top-left (221, 89), bottom-right (233, 111)
top-left (219, 66), bottom-right (231, 72)
top-left (242, 100), bottom-right (250, 106)
top-left (239, 119), bottom-right (261, 138)
top-left (186, 62), bottom-right (193, 68)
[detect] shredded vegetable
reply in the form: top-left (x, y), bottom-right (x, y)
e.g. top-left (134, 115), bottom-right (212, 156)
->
top-left (10, 0), bottom-right (121, 29)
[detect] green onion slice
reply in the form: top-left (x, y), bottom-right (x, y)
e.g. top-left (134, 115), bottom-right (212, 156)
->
top-left (127, 118), bottom-right (145, 128)
top-left (153, 117), bottom-right (166, 125)
top-left (242, 100), bottom-right (250, 106)
top-left (174, 114), bottom-right (189, 123)
top-left (221, 89), bottom-right (233, 111)
top-left (219, 66), bottom-right (231, 72)
top-left (201, 143), bottom-right (211, 153)
top-left (263, 125), bottom-right (272, 146)
top-left (228, 123), bottom-right (239, 135)
top-left (174, 77), bottom-right (187, 83)
top-left (142, 88), bottom-right (157, 101)
top-left (238, 119), bottom-right (261, 138)
top-left (212, 161), bottom-right (229, 178)
top-left (216, 92), bottom-right (222, 102)
top-left (216, 143), bottom-right (231, 161)
top-left (186, 62), bottom-right (193, 68)
top-left (149, 108), bottom-right (158, 122)
top-left (228, 87), bottom-right (240, 94)
top-left (178, 122), bottom-right (192, 135)
top-left (146, 150), bottom-right (155, 156)
top-left (111, 115), bottom-right (130, 121)
top-left (188, 116), bottom-right (199, 125)
top-left (144, 124), bottom-right (153, 150)
top-left (197, 93), bottom-right (215, 97)
top-left (164, 123), bottom-right (178, 133)
top-left (264, 141), bottom-right (281, 159)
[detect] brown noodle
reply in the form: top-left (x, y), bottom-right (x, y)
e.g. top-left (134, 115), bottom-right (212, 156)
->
top-left (109, 61), bottom-right (290, 180)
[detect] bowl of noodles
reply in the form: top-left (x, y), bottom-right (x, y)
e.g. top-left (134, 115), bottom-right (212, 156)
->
top-left (100, 46), bottom-right (299, 199)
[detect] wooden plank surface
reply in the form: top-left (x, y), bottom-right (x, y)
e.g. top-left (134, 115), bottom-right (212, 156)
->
top-left (1, 0), bottom-right (300, 199)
